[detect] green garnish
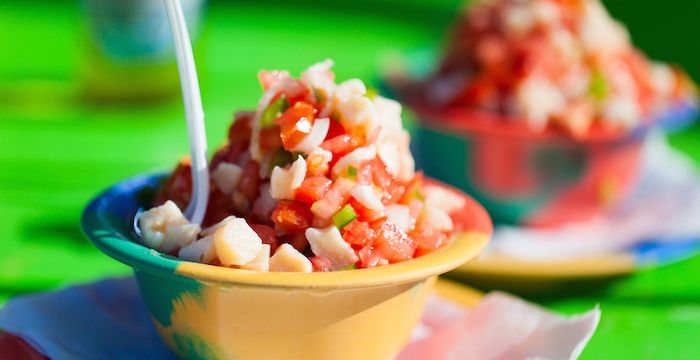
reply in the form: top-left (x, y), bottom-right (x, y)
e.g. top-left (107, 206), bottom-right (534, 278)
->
top-left (269, 149), bottom-right (293, 174)
top-left (589, 70), bottom-right (607, 101)
top-left (365, 86), bottom-right (379, 99)
top-left (346, 166), bottom-right (357, 178)
top-left (409, 187), bottom-right (425, 201)
top-left (260, 96), bottom-right (289, 128)
top-left (332, 204), bottom-right (357, 229)
top-left (313, 87), bottom-right (326, 104)
top-left (339, 264), bottom-right (358, 270)
top-left (404, 181), bottom-right (424, 202)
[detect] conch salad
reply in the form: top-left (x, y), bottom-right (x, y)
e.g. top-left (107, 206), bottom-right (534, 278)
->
top-left (425, 0), bottom-right (696, 136)
top-left (138, 61), bottom-right (467, 272)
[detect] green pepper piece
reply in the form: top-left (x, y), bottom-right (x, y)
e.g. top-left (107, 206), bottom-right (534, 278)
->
top-left (332, 204), bottom-right (357, 229)
top-left (365, 86), bottom-right (379, 99)
top-left (269, 149), bottom-right (294, 174)
top-left (589, 70), bottom-right (607, 101)
top-left (339, 264), bottom-right (358, 270)
top-left (346, 166), bottom-right (357, 178)
top-left (260, 96), bottom-right (289, 128)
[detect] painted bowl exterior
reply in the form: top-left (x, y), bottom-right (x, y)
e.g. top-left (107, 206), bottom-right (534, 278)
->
top-left (82, 174), bottom-right (491, 359)
top-left (410, 103), bottom-right (697, 226)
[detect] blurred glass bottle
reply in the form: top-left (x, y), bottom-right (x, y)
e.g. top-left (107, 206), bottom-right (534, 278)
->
top-left (80, 0), bottom-right (205, 103)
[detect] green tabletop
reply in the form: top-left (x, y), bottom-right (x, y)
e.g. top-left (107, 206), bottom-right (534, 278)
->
top-left (1, 1), bottom-right (699, 359)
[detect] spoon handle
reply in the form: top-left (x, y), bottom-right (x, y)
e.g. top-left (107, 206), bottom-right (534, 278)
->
top-left (164, 0), bottom-right (209, 224)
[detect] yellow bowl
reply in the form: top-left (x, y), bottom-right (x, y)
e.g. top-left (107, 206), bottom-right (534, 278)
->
top-left (82, 173), bottom-right (491, 359)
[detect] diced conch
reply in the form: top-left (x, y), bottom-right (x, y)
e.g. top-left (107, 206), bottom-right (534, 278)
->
top-left (289, 117), bottom-right (330, 153)
top-left (336, 96), bottom-right (378, 140)
top-left (603, 95), bottom-right (641, 128)
top-left (269, 243), bottom-right (313, 272)
top-left (418, 204), bottom-right (454, 232)
top-left (200, 216), bottom-right (236, 237)
top-left (258, 70), bottom-right (289, 90)
top-left (516, 75), bottom-right (567, 131)
top-left (385, 204), bottom-right (414, 232)
top-left (302, 59), bottom-right (336, 117)
top-left (332, 146), bottom-right (376, 177)
top-left (252, 183), bottom-right (277, 219)
top-left (139, 200), bottom-right (200, 253)
top-left (578, 0), bottom-right (630, 54)
top-left (178, 235), bottom-right (216, 264)
top-left (241, 244), bottom-right (271, 271)
top-left (213, 217), bottom-right (263, 266)
top-left (336, 79), bottom-right (367, 100)
top-left (350, 185), bottom-right (384, 212)
top-left (305, 226), bottom-right (359, 270)
top-left (372, 97), bottom-right (415, 181)
top-left (270, 155), bottom-right (307, 200)
top-left (211, 162), bottom-right (243, 194)
top-left (423, 185), bottom-right (466, 214)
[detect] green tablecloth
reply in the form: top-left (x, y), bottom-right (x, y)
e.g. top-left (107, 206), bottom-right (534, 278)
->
top-left (1, 1), bottom-right (699, 359)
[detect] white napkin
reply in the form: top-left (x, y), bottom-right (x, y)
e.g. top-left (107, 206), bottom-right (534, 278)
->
top-left (487, 132), bottom-right (700, 261)
top-left (0, 278), bottom-right (600, 360)
top-left (399, 293), bottom-right (600, 360)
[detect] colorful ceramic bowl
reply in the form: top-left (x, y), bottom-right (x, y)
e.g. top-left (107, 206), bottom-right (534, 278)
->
top-left (408, 101), bottom-right (697, 227)
top-left (81, 173), bottom-right (491, 360)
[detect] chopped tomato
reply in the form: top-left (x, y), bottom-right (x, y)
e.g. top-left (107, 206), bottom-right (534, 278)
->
top-left (154, 158), bottom-right (192, 210)
top-left (342, 219), bottom-right (375, 248)
top-left (306, 151), bottom-right (330, 177)
top-left (259, 126), bottom-right (283, 150)
top-left (276, 102), bottom-right (317, 150)
top-left (271, 201), bottom-right (313, 233)
top-left (210, 141), bottom-right (248, 170)
top-left (249, 224), bottom-right (279, 253)
top-left (325, 118), bottom-right (346, 139)
top-left (228, 111), bottom-right (253, 143)
top-left (371, 158), bottom-right (406, 204)
top-left (348, 198), bottom-right (386, 223)
top-left (358, 245), bottom-right (388, 268)
top-left (410, 225), bottom-right (448, 257)
top-left (372, 221), bottom-right (416, 263)
top-left (238, 161), bottom-right (261, 203)
top-left (354, 162), bottom-right (374, 185)
top-left (295, 176), bottom-right (332, 204)
top-left (310, 178), bottom-right (355, 220)
top-left (258, 70), bottom-right (289, 90)
top-left (399, 172), bottom-right (424, 204)
top-left (279, 79), bottom-right (316, 106)
top-left (203, 188), bottom-right (236, 227)
top-left (283, 233), bottom-right (309, 253)
top-left (310, 256), bottom-right (333, 272)
top-left (320, 134), bottom-right (363, 158)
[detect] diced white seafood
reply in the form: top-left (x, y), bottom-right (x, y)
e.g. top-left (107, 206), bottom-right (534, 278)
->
top-left (213, 217), bottom-right (263, 266)
top-left (423, 185), bottom-right (466, 214)
top-left (139, 200), bottom-right (199, 253)
top-left (350, 185), bottom-right (384, 212)
top-left (178, 235), bottom-right (216, 264)
top-left (270, 156), bottom-right (307, 200)
top-left (332, 146), bottom-right (376, 177)
top-left (305, 226), bottom-right (358, 270)
top-left (211, 162), bottom-right (243, 194)
top-left (418, 204), bottom-right (454, 232)
top-left (269, 243), bottom-right (313, 273)
top-left (385, 204), bottom-right (414, 232)
top-left (241, 244), bottom-right (271, 271)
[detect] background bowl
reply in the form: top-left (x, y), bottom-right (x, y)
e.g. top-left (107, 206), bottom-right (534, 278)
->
top-left (81, 173), bottom-right (491, 360)
top-left (408, 101), bottom-right (697, 227)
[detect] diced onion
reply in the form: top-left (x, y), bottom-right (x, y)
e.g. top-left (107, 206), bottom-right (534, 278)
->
top-left (290, 118), bottom-right (330, 153)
